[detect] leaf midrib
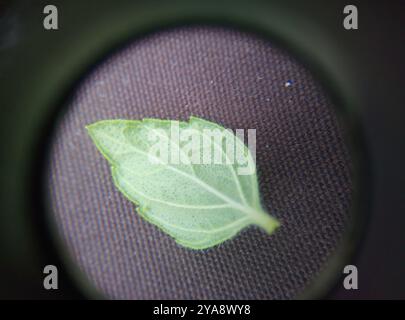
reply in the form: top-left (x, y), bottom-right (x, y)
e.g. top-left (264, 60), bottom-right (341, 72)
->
top-left (147, 125), bottom-right (249, 206)
top-left (97, 130), bottom-right (260, 217)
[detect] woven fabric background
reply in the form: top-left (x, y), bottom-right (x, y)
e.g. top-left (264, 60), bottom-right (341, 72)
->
top-left (47, 26), bottom-right (353, 299)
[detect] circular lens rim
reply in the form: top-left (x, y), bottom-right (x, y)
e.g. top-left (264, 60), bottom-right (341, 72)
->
top-left (2, 0), bottom-right (370, 299)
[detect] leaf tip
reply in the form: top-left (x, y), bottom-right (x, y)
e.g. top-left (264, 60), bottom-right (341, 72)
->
top-left (84, 122), bottom-right (101, 135)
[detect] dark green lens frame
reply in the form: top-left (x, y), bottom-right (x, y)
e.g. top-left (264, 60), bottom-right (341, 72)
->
top-left (0, 0), bottom-right (369, 299)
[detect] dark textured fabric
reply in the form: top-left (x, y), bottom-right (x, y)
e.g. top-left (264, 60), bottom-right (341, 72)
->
top-left (47, 26), bottom-right (353, 299)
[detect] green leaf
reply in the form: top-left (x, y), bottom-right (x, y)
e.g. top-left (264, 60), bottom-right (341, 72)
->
top-left (86, 117), bottom-right (279, 249)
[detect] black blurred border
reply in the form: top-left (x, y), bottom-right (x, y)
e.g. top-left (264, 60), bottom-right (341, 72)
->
top-left (0, 0), bottom-right (404, 300)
